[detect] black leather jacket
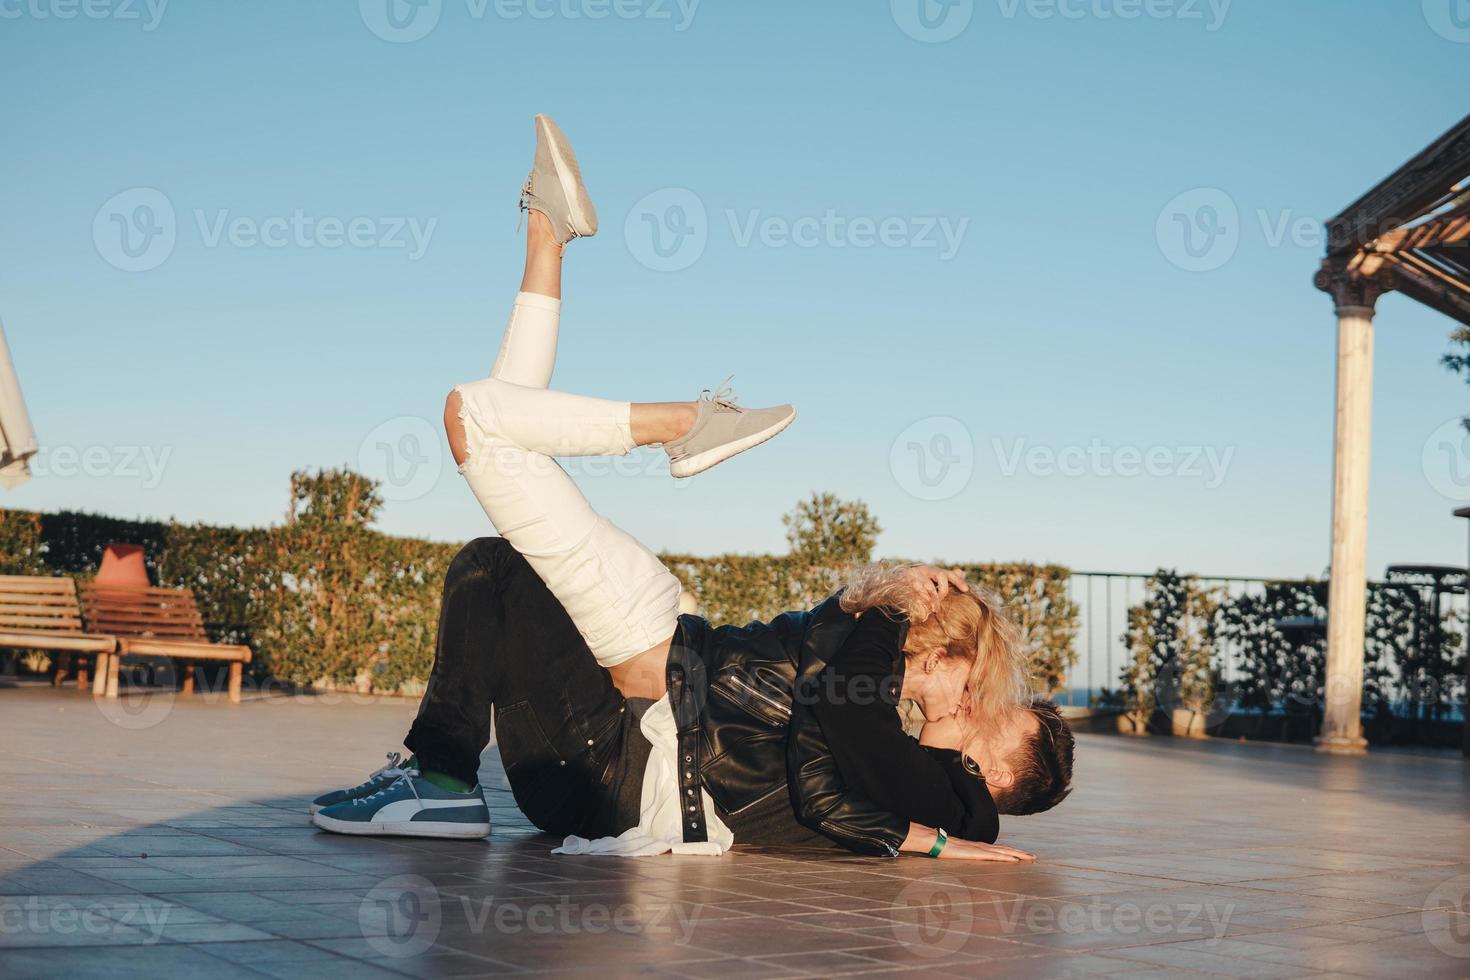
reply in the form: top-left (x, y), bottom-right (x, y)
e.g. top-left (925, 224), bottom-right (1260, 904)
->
top-left (666, 595), bottom-right (910, 856)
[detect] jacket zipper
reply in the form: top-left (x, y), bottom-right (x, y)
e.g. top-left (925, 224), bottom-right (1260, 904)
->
top-left (723, 782), bottom-right (784, 817)
top-left (721, 674), bottom-right (791, 721)
top-left (819, 819), bottom-right (899, 857)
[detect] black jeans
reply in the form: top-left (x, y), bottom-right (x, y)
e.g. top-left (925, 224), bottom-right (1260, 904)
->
top-left (404, 537), bottom-right (645, 837)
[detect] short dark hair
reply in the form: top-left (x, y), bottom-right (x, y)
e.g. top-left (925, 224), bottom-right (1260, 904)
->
top-left (994, 697), bottom-right (1074, 816)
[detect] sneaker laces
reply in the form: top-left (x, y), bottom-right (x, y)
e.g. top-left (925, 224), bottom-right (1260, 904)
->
top-left (518, 172), bottom-right (578, 249)
top-left (358, 760), bottom-right (423, 806)
top-left (700, 375), bottom-right (741, 412)
top-left (370, 751), bottom-right (403, 780)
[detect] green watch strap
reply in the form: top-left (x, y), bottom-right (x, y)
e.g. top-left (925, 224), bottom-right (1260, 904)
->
top-left (928, 828), bottom-right (948, 858)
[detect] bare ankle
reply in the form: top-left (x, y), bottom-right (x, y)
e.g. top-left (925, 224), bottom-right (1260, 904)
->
top-left (631, 402), bottom-right (699, 446)
top-left (527, 208), bottom-right (556, 242)
top-left (670, 402), bottom-right (698, 442)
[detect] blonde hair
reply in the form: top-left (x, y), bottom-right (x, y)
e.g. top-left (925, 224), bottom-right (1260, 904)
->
top-left (838, 563), bottom-right (1031, 744)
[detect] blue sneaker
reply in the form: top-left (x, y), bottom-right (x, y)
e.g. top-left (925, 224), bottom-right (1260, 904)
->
top-left (312, 766), bottom-right (490, 839)
top-left (309, 752), bottom-right (414, 816)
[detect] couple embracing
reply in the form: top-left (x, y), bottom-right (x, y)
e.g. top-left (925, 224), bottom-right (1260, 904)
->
top-left (309, 115), bottom-right (1073, 862)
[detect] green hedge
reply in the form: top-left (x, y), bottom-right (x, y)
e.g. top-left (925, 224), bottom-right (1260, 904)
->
top-left (1, 473), bottom-right (1079, 694)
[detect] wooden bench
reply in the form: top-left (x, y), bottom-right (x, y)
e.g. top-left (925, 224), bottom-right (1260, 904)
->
top-left (79, 583), bottom-right (252, 703)
top-left (0, 575), bottom-right (117, 692)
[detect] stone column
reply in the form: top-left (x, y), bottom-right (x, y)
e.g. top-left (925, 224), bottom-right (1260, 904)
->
top-left (1312, 263), bottom-right (1390, 755)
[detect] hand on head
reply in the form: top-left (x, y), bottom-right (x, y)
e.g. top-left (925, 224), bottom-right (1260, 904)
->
top-left (904, 565), bottom-right (970, 621)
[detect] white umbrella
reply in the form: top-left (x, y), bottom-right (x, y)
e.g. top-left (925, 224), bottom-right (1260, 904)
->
top-left (0, 317), bottom-right (38, 489)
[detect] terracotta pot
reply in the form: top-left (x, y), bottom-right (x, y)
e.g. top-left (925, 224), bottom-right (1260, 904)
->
top-left (95, 543), bottom-right (150, 588)
top-left (1117, 711), bottom-right (1151, 736)
top-left (1171, 708), bottom-right (1211, 739)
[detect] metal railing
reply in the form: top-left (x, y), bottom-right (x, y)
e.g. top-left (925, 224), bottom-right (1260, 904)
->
top-left (1057, 569), bottom-right (1468, 726)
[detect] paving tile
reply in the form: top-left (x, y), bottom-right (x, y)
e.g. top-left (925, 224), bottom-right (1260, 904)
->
top-left (4, 685), bottom-right (1470, 979)
top-left (0, 942), bottom-right (266, 979)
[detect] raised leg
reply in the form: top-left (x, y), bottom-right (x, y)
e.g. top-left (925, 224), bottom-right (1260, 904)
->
top-left (439, 212), bottom-right (684, 673)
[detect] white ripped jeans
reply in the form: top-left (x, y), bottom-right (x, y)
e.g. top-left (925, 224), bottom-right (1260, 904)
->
top-left (453, 291), bottom-right (683, 667)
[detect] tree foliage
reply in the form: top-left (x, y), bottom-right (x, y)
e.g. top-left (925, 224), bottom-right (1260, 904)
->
top-left (2, 477), bottom-right (1081, 697)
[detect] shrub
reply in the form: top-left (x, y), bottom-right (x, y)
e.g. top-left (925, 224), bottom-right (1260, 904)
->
top-left (1, 472), bottom-right (1079, 695)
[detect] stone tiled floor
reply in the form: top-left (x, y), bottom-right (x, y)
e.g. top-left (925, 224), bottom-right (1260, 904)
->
top-left (2, 682), bottom-right (1469, 978)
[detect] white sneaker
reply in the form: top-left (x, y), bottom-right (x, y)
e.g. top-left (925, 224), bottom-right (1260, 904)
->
top-left (663, 378), bottom-right (796, 479)
top-left (520, 113), bottom-right (597, 245)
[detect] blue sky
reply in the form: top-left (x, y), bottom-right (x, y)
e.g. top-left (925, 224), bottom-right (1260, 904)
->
top-left (1, 0), bottom-right (1467, 579)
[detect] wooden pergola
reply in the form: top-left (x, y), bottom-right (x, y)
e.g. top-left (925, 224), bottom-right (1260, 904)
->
top-left (1313, 113), bottom-right (1470, 754)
